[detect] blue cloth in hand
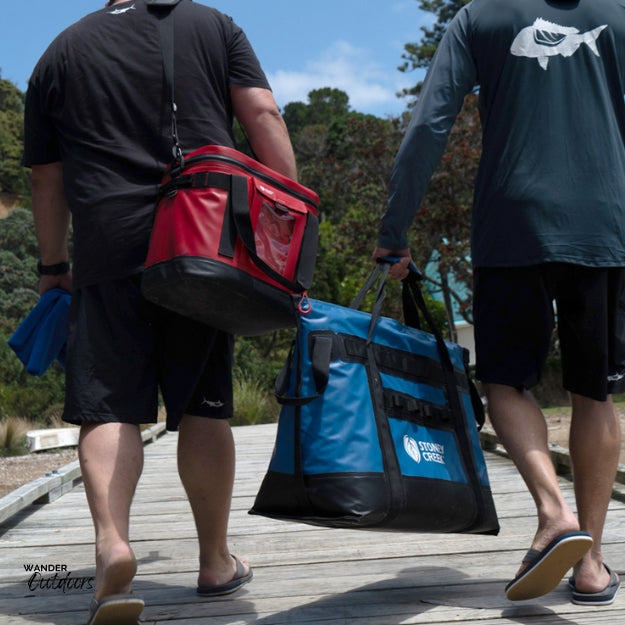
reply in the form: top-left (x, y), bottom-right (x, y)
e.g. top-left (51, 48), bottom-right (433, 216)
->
top-left (8, 288), bottom-right (72, 376)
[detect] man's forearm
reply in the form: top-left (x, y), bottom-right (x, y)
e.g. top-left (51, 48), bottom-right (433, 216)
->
top-left (245, 109), bottom-right (298, 180)
top-left (232, 86), bottom-right (298, 180)
top-left (31, 162), bottom-right (70, 265)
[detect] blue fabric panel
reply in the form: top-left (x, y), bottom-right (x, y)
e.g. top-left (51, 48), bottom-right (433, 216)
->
top-left (388, 417), bottom-right (468, 483)
top-left (379, 371), bottom-right (446, 406)
top-left (269, 404), bottom-right (297, 474)
top-left (300, 360), bottom-right (383, 474)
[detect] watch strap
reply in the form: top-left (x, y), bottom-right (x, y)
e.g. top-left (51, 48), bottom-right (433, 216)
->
top-left (37, 260), bottom-right (70, 276)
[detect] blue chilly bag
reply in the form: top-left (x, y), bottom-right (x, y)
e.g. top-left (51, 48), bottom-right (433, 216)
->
top-left (249, 262), bottom-right (499, 534)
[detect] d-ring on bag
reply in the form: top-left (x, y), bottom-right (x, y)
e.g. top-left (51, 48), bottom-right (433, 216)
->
top-left (141, 0), bottom-right (320, 336)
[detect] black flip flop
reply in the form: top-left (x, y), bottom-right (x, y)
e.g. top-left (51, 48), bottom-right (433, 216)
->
top-left (571, 564), bottom-right (620, 606)
top-left (196, 555), bottom-right (253, 597)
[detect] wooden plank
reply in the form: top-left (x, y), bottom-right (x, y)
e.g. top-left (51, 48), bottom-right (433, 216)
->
top-left (0, 422), bottom-right (167, 526)
top-left (1, 422), bottom-right (624, 625)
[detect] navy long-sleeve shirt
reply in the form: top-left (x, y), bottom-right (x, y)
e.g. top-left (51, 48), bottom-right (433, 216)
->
top-left (380, 0), bottom-right (625, 268)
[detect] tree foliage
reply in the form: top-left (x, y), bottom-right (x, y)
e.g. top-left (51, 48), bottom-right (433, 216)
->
top-left (411, 94), bottom-right (480, 327)
top-left (0, 208), bottom-right (66, 422)
top-left (395, 1), bottom-right (480, 332)
top-left (399, 0), bottom-right (471, 102)
top-left (0, 77), bottom-right (30, 196)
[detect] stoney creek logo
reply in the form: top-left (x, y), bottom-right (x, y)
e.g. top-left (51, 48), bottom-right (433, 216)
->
top-left (23, 564), bottom-right (94, 593)
top-left (403, 435), bottom-right (446, 465)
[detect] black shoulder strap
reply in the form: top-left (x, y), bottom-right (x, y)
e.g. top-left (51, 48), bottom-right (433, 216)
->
top-left (149, 0), bottom-right (185, 171)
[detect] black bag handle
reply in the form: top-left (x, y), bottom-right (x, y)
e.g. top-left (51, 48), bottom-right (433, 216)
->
top-left (400, 269), bottom-right (485, 430)
top-left (276, 260), bottom-right (414, 405)
top-left (274, 333), bottom-right (333, 405)
top-left (276, 259), bottom-right (484, 427)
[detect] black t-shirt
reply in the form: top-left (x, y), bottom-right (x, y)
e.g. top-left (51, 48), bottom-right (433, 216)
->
top-left (23, 0), bottom-right (270, 287)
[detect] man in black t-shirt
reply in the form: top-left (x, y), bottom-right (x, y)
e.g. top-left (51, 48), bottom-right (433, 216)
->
top-left (23, 1), bottom-right (298, 622)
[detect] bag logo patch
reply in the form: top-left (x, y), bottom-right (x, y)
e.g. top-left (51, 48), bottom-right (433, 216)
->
top-left (403, 435), bottom-right (445, 465)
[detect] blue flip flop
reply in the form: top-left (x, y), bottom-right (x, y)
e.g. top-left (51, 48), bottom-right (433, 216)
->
top-left (196, 555), bottom-right (253, 597)
top-left (505, 532), bottom-right (593, 601)
top-left (571, 564), bottom-right (620, 606)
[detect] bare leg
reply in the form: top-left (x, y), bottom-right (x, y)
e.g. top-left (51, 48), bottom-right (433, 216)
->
top-left (483, 383), bottom-right (580, 575)
top-left (79, 422), bottom-right (143, 600)
top-left (570, 393), bottom-right (620, 593)
top-left (177, 415), bottom-right (250, 587)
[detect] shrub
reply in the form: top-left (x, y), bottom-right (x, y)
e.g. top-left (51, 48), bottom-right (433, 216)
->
top-left (0, 416), bottom-right (34, 456)
top-left (231, 373), bottom-right (279, 426)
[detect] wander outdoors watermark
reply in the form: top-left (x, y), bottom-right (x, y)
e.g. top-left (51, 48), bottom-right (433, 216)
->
top-left (23, 563), bottom-right (94, 593)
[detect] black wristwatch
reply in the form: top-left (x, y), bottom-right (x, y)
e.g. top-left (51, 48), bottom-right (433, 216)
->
top-left (37, 260), bottom-right (70, 276)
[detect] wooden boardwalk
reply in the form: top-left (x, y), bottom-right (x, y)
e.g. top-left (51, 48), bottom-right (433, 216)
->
top-left (1, 422), bottom-right (624, 625)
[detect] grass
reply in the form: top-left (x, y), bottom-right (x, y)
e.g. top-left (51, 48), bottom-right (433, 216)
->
top-left (0, 416), bottom-right (35, 456)
top-left (231, 375), bottom-right (279, 427)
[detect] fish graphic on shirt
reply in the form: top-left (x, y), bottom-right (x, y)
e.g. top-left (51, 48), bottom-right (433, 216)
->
top-left (109, 3), bottom-right (136, 15)
top-left (510, 18), bottom-right (607, 70)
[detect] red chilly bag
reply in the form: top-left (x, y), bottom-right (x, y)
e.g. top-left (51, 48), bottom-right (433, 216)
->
top-left (142, 145), bottom-right (319, 336)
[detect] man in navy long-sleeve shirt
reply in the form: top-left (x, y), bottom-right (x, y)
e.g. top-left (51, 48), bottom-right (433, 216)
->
top-left (374, 0), bottom-right (624, 604)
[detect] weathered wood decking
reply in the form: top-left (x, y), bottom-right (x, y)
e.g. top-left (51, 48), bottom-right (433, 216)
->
top-left (1, 422), bottom-right (624, 624)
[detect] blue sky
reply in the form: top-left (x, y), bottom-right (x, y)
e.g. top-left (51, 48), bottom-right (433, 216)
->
top-left (1, 0), bottom-right (430, 118)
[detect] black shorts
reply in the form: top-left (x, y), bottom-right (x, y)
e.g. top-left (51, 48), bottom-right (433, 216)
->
top-left (473, 264), bottom-right (625, 401)
top-left (62, 275), bottom-right (234, 431)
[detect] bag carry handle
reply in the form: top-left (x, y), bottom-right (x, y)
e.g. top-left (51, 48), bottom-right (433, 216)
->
top-left (274, 332), bottom-right (333, 405)
top-left (275, 259), bottom-right (428, 406)
top-left (276, 262), bottom-right (391, 405)
top-left (276, 259), bottom-right (485, 428)
top-left (400, 267), bottom-right (485, 429)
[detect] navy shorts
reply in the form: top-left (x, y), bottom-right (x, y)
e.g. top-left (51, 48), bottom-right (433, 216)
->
top-left (473, 264), bottom-right (625, 401)
top-left (62, 275), bottom-right (234, 431)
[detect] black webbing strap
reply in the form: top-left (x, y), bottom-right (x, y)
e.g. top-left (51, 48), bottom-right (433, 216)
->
top-left (150, 0), bottom-right (185, 172)
top-left (158, 170), bottom-right (231, 198)
top-left (402, 270), bottom-right (490, 528)
top-left (382, 388), bottom-right (452, 426)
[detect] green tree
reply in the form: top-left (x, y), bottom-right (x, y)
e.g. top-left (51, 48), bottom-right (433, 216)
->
top-left (0, 207), bottom-right (67, 422)
top-left (0, 77), bottom-right (30, 196)
top-left (411, 94), bottom-right (480, 328)
top-left (395, 1), bottom-right (480, 336)
top-left (283, 90), bottom-right (407, 313)
top-left (399, 0), bottom-right (471, 102)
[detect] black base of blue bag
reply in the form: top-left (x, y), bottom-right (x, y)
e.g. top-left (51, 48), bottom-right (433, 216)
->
top-left (249, 262), bottom-right (499, 534)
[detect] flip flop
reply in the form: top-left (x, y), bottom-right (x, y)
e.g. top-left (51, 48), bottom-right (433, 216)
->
top-left (196, 555), bottom-right (253, 597)
top-left (86, 594), bottom-right (144, 625)
top-left (571, 564), bottom-right (621, 606)
top-left (505, 532), bottom-right (593, 601)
